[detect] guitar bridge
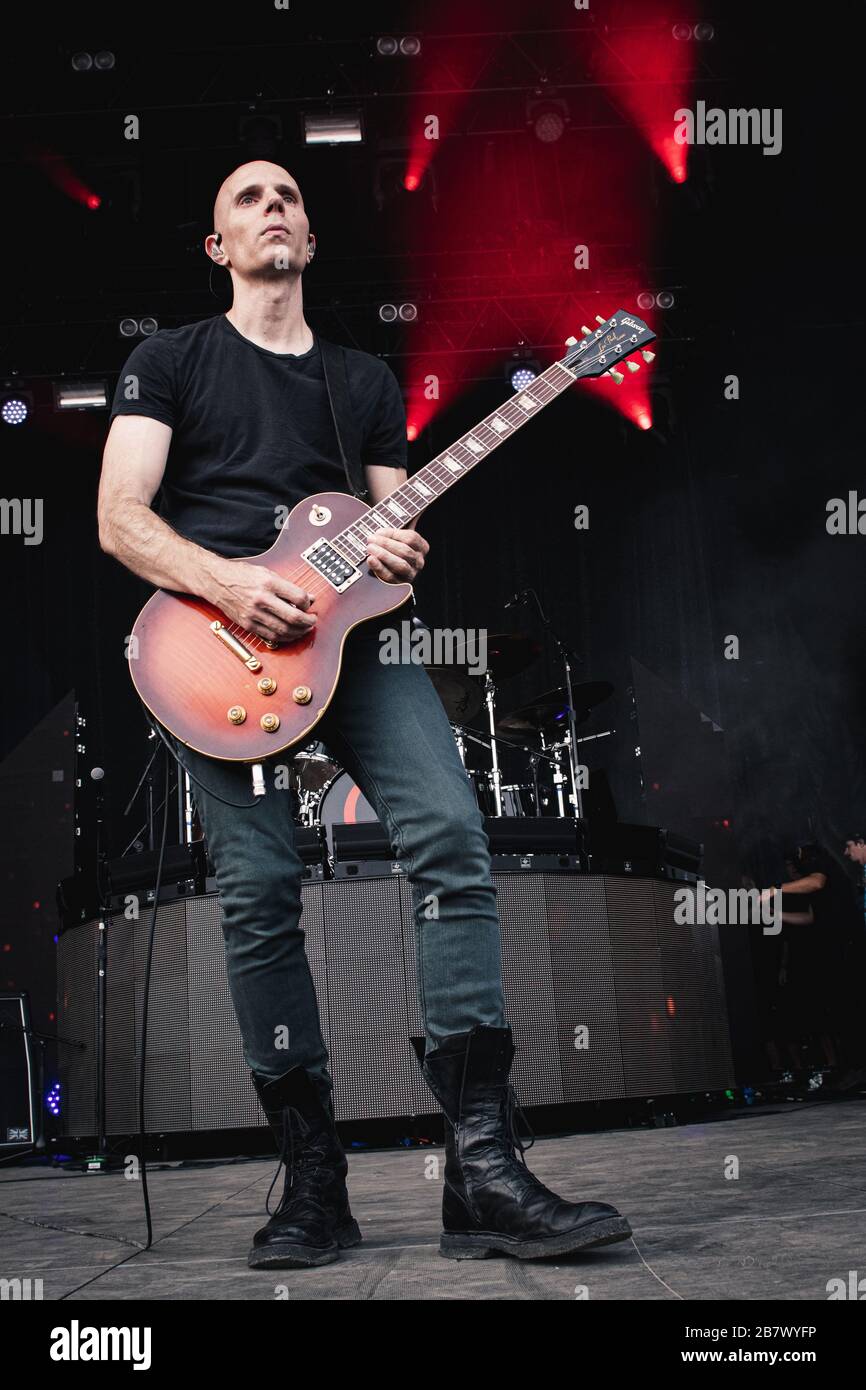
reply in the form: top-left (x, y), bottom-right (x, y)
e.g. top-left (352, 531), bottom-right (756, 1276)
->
top-left (301, 538), bottom-right (361, 593)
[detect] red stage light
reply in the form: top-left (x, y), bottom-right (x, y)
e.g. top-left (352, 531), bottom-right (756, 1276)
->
top-left (403, 173), bottom-right (420, 192)
top-left (86, 193), bottom-right (101, 209)
top-left (638, 411), bottom-right (652, 431)
top-left (406, 422), bottom-right (419, 441)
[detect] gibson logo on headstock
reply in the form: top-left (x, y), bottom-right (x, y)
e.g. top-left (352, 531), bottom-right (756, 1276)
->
top-left (620, 317), bottom-right (643, 331)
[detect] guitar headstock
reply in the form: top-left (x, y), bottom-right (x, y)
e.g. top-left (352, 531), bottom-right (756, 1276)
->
top-left (560, 310), bottom-right (657, 383)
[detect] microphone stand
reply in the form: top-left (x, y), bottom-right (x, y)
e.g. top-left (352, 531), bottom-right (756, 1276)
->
top-left (509, 589), bottom-right (586, 820)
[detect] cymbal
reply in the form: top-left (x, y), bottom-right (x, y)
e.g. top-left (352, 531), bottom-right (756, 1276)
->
top-left (496, 682), bottom-right (614, 735)
top-left (445, 632), bottom-right (541, 682)
top-left (424, 667), bottom-right (484, 723)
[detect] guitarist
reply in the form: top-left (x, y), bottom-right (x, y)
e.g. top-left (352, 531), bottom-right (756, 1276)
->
top-left (97, 159), bottom-right (631, 1269)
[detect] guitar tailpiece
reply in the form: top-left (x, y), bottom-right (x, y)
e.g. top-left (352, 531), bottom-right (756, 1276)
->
top-left (251, 763), bottom-right (266, 797)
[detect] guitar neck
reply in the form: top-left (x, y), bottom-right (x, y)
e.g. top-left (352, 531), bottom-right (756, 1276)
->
top-left (330, 358), bottom-right (577, 566)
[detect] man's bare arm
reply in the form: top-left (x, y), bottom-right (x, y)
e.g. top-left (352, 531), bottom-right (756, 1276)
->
top-left (98, 415), bottom-right (317, 643)
top-left (98, 416), bottom-right (229, 597)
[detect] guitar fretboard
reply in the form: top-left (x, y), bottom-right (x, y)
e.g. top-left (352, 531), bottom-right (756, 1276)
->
top-left (329, 358), bottom-right (577, 567)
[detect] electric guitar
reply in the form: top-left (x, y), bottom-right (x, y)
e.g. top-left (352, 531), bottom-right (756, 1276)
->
top-left (129, 311), bottom-right (656, 761)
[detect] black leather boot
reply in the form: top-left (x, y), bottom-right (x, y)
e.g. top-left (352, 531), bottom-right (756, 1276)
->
top-left (248, 1065), bottom-right (361, 1269)
top-left (414, 1025), bottom-right (632, 1260)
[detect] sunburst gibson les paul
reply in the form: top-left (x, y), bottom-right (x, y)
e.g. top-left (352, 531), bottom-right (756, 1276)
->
top-left (128, 311), bottom-right (656, 762)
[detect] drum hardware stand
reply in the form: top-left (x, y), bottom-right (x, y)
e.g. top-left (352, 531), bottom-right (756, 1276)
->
top-left (482, 671), bottom-right (503, 817)
top-left (549, 740), bottom-right (569, 816)
top-left (459, 727), bottom-right (564, 816)
top-left (452, 725), bottom-right (469, 770)
top-left (507, 588), bottom-right (586, 819)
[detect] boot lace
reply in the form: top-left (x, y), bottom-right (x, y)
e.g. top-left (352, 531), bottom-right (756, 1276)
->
top-left (265, 1106), bottom-right (329, 1217)
top-left (503, 1083), bottom-right (537, 1166)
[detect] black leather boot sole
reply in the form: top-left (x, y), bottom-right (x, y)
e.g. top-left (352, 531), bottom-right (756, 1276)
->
top-left (247, 1216), bottom-right (362, 1270)
top-left (440, 1213), bottom-right (632, 1261)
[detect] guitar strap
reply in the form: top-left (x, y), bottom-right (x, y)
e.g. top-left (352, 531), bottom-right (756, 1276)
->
top-left (317, 334), bottom-right (369, 500)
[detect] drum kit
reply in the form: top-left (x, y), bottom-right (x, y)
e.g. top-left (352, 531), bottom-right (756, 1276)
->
top-left (290, 631), bottom-right (614, 851)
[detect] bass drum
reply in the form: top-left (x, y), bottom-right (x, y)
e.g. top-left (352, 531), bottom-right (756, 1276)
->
top-left (317, 770), bottom-right (380, 856)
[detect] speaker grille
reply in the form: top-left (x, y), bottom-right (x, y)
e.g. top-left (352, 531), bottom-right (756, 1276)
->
top-left (57, 873), bottom-right (735, 1134)
top-left (321, 877), bottom-right (421, 1121)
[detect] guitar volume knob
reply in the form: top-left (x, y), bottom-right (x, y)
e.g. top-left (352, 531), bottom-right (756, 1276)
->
top-left (292, 686), bottom-right (312, 705)
top-left (227, 706), bottom-right (247, 725)
top-left (260, 713), bottom-right (281, 733)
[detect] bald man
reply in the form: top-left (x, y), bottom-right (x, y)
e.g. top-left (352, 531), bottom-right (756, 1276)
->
top-left (98, 160), bottom-right (631, 1270)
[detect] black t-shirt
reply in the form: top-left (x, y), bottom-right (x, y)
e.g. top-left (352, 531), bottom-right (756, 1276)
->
top-left (109, 314), bottom-right (406, 558)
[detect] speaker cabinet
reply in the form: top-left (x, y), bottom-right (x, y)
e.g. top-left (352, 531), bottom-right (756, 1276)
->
top-left (1, 994), bottom-right (36, 1146)
top-left (57, 872), bottom-right (735, 1135)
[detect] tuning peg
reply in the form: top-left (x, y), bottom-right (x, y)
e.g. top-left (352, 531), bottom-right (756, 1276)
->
top-left (626, 360), bottom-right (640, 372)
top-left (608, 368), bottom-right (624, 384)
top-left (565, 336), bottom-right (578, 346)
top-left (581, 325), bottom-right (593, 336)
top-left (595, 315), bottom-right (607, 325)
top-left (640, 349), bottom-right (656, 363)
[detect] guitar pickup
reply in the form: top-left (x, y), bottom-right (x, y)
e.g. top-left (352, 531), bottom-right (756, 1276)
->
top-left (301, 538), bottom-right (361, 593)
top-left (210, 620), bottom-right (263, 670)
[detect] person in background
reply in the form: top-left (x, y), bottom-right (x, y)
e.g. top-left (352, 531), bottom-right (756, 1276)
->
top-left (761, 842), bottom-right (864, 1090)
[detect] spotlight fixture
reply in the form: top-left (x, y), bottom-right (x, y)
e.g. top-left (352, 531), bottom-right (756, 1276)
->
top-left (118, 318), bottom-right (158, 338)
top-left (637, 290), bottom-right (676, 311)
top-left (240, 112), bottom-right (283, 161)
top-left (53, 381), bottom-right (109, 412)
top-left (379, 303), bottom-right (418, 323)
top-left (693, 23), bottom-right (715, 41)
top-left (506, 353), bottom-right (541, 393)
top-left (526, 96), bottom-right (569, 144)
top-left (376, 35), bottom-right (421, 56)
top-left (671, 23), bottom-right (693, 40)
top-left (302, 111), bottom-right (363, 146)
top-left (71, 49), bottom-right (115, 70)
top-left (1, 390), bottom-right (33, 426)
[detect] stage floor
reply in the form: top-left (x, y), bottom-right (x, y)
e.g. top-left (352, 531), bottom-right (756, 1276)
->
top-left (3, 1095), bottom-right (864, 1301)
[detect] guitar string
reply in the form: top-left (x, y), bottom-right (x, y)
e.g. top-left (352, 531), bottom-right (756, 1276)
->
top-left (220, 335), bottom-right (647, 645)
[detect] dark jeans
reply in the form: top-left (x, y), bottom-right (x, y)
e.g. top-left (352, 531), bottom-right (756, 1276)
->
top-left (158, 619), bottom-right (505, 1103)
